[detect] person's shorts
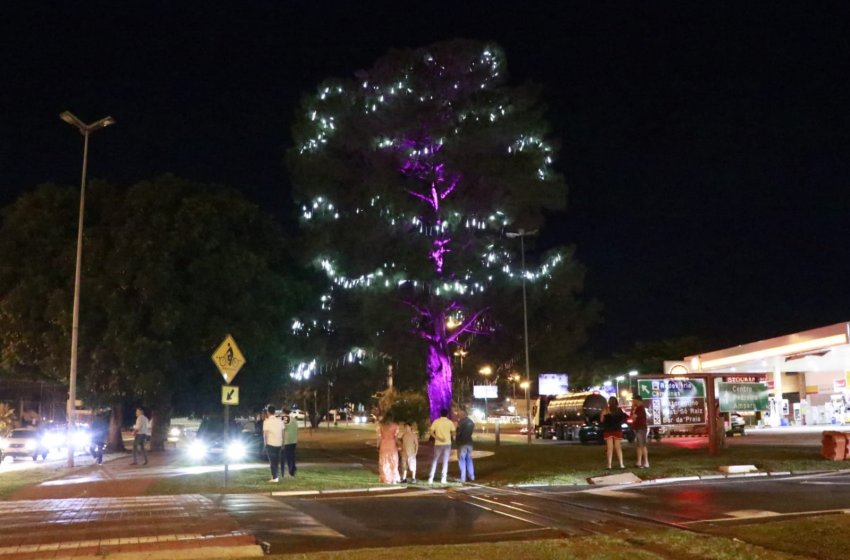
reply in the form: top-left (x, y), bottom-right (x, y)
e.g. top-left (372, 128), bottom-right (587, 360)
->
top-left (602, 430), bottom-right (622, 440)
top-left (635, 428), bottom-right (648, 446)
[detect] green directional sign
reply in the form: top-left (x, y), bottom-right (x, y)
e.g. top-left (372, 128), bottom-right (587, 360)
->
top-left (637, 378), bottom-right (707, 427)
top-left (718, 382), bottom-right (768, 412)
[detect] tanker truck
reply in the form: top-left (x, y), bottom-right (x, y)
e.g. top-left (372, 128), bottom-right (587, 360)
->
top-left (534, 391), bottom-right (635, 443)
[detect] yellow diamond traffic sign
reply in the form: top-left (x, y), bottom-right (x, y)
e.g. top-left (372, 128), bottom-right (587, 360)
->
top-left (212, 334), bottom-right (246, 384)
top-left (222, 385), bottom-right (239, 405)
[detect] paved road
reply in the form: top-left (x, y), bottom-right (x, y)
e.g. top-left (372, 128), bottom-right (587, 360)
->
top-left (217, 486), bottom-right (662, 554)
top-left (558, 470), bottom-right (850, 527)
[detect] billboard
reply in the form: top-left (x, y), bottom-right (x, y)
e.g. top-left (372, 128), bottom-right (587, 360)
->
top-left (538, 373), bottom-right (569, 396)
top-left (473, 385), bottom-right (498, 399)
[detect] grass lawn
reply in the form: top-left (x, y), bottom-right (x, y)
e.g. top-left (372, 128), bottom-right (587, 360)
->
top-left (313, 428), bottom-right (845, 486)
top-left (0, 461), bottom-right (67, 499)
top-left (710, 513), bottom-right (850, 560)
top-left (261, 530), bottom-right (809, 560)
top-left (145, 426), bottom-right (845, 494)
top-left (148, 463), bottom-right (380, 495)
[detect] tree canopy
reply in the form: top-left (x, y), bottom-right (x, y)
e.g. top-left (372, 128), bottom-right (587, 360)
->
top-left (288, 40), bottom-right (595, 417)
top-left (0, 175), bottom-right (306, 420)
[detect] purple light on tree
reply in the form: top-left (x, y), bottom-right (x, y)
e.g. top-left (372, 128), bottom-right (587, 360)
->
top-left (289, 40), bottom-right (568, 422)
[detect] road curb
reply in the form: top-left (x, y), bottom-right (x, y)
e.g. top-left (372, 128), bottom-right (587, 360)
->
top-left (271, 484), bottom-right (406, 497)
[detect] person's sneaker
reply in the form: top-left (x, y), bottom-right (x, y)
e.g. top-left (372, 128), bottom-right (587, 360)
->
top-left (401, 478), bottom-right (408, 483)
top-left (130, 462), bottom-right (138, 465)
top-left (428, 479), bottom-right (433, 484)
top-left (268, 478), bottom-right (279, 483)
top-left (440, 478), bottom-right (447, 484)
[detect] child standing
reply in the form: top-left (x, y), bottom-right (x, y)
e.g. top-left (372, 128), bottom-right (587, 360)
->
top-left (400, 422), bottom-right (419, 483)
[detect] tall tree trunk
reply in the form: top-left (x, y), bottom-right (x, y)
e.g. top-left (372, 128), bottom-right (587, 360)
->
top-left (107, 402), bottom-right (126, 452)
top-left (426, 343), bottom-right (453, 421)
top-left (150, 403), bottom-right (172, 451)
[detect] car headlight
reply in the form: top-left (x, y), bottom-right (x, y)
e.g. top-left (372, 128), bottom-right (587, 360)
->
top-left (25, 440), bottom-right (37, 450)
top-left (188, 440), bottom-right (208, 460)
top-left (621, 423), bottom-right (629, 429)
top-left (169, 427), bottom-right (181, 437)
top-left (42, 433), bottom-right (64, 448)
top-left (226, 441), bottom-right (246, 461)
top-left (72, 432), bottom-right (91, 448)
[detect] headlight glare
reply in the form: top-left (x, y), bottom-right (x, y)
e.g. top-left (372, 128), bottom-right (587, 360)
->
top-left (188, 440), bottom-right (208, 460)
top-left (226, 440), bottom-right (246, 461)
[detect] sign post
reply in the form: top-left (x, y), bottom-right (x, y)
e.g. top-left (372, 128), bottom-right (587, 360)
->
top-left (211, 334), bottom-right (246, 487)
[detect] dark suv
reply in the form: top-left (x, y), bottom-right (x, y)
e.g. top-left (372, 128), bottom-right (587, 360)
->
top-left (187, 417), bottom-right (263, 462)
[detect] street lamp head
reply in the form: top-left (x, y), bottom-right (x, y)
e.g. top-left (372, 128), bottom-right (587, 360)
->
top-left (91, 116), bottom-right (116, 130)
top-left (628, 370), bottom-right (638, 377)
top-left (453, 348), bottom-right (468, 358)
top-left (60, 111), bottom-right (116, 134)
top-left (479, 365), bottom-right (492, 376)
top-left (520, 381), bottom-right (530, 390)
top-left (615, 375), bottom-right (625, 381)
top-left (60, 111), bottom-right (85, 131)
top-left (505, 229), bottom-right (539, 239)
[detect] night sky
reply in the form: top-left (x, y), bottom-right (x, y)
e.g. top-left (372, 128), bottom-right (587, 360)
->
top-left (3, 2), bottom-right (850, 356)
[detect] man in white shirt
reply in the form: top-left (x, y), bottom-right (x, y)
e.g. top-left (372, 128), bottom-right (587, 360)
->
top-left (263, 405), bottom-right (285, 482)
top-left (428, 409), bottom-right (455, 484)
top-left (131, 407), bottom-right (149, 465)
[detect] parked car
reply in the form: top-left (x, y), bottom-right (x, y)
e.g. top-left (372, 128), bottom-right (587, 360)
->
top-left (578, 421), bottom-right (636, 444)
top-left (0, 428), bottom-right (51, 461)
top-left (726, 412), bottom-right (746, 436)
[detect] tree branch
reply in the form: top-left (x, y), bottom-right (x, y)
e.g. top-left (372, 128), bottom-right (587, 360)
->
top-left (448, 307), bottom-right (489, 344)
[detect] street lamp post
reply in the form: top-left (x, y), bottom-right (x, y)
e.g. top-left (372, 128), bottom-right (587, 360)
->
top-left (479, 365), bottom-right (492, 431)
top-left (506, 229), bottom-right (537, 444)
top-left (520, 380), bottom-right (530, 436)
top-left (60, 111), bottom-right (115, 468)
top-left (454, 348), bottom-right (468, 406)
top-left (615, 375), bottom-right (625, 398)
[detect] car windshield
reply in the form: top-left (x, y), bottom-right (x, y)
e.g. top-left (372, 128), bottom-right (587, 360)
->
top-left (10, 430), bottom-right (37, 438)
top-left (196, 418), bottom-right (240, 438)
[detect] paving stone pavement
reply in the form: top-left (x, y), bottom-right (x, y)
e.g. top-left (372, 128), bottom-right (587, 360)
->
top-left (0, 494), bottom-right (261, 559)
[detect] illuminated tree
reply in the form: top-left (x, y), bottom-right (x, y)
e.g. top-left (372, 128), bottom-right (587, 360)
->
top-left (289, 40), bottom-right (576, 419)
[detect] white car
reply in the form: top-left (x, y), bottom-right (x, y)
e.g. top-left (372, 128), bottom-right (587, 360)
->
top-left (0, 428), bottom-right (51, 461)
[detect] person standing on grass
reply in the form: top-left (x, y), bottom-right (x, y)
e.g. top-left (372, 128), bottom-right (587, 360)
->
top-left (283, 409), bottom-right (299, 477)
top-left (601, 396), bottom-right (627, 470)
top-left (455, 409), bottom-right (475, 483)
top-left (400, 422), bottom-right (419, 483)
top-left (632, 395), bottom-right (650, 468)
top-left (428, 409), bottom-right (455, 484)
top-left (131, 407), bottom-right (149, 465)
top-left (377, 413), bottom-right (401, 484)
top-left (263, 405), bottom-right (284, 482)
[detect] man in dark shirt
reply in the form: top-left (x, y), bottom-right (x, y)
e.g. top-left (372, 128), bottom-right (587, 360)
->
top-left (456, 409), bottom-right (475, 482)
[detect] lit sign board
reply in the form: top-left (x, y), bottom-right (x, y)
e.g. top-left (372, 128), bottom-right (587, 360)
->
top-left (538, 373), bottom-right (569, 396)
top-left (637, 378), bottom-right (706, 427)
top-left (718, 382), bottom-right (768, 412)
top-left (473, 385), bottom-right (498, 399)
